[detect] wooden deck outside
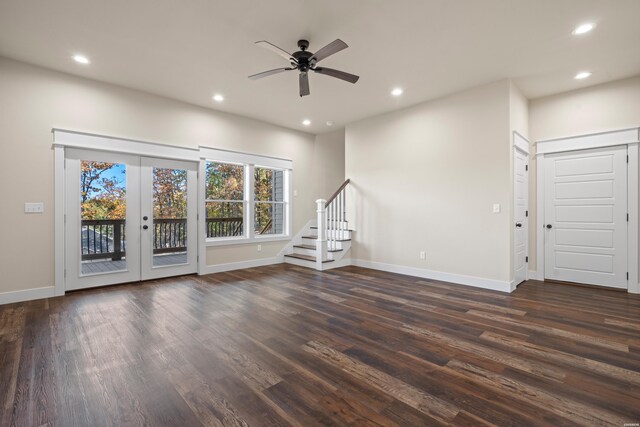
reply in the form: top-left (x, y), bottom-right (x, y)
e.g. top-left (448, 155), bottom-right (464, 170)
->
top-left (81, 253), bottom-right (188, 274)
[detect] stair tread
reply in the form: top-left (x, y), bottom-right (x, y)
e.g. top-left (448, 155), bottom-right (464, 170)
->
top-left (310, 226), bottom-right (354, 231)
top-left (285, 253), bottom-right (334, 263)
top-left (302, 235), bottom-right (351, 241)
top-left (293, 244), bottom-right (343, 252)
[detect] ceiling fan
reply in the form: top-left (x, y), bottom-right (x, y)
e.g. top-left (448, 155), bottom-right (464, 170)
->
top-left (249, 39), bottom-right (359, 97)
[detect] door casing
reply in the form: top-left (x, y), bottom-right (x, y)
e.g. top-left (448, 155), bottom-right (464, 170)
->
top-left (54, 129), bottom-right (201, 295)
top-left (535, 128), bottom-right (639, 294)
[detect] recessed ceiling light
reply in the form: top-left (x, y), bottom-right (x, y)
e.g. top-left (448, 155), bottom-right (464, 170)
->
top-left (391, 88), bottom-right (403, 96)
top-left (302, 119), bottom-right (311, 126)
top-left (572, 23), bottom-right (595, 35)
top-left (326, 121), bottom-right (334, 127)
top-left (574, 71), bottom-right (592, 80)
top-left (213, 94), bottom-right (224, 102)
top-left (72, 54), bottom-right (90, 64)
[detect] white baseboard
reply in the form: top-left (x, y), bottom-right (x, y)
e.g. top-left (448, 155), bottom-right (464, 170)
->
top-left (528, 270), bottom-right (538, 280)
top-left (199, 256), bottom-right (283, 275)
top-left (352, 259), bottom-right (513, 293)
top-left (0, 286), bottom-right (56, 306)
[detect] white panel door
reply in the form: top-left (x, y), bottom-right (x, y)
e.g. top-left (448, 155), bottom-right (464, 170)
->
top-left (544, 146), bottom-right (628, 288)
top-left (513, 147), bottom-right (529, 286)
top-left (140, 157), bottom-right (198, 280)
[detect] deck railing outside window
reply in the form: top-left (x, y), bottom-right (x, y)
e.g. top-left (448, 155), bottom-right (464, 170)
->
top-left (81, 217), bottom-right (245, 261)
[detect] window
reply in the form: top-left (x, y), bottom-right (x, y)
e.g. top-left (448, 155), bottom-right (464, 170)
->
top-left (205, 162), bottom-right (245, 238)
top-left (254, 167), bottom-right (285, 235)
top-left (202, 148), bottom-right (291, 244)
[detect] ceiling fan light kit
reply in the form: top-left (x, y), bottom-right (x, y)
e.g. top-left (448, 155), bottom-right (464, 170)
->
top-left (249, 38), bottom-right (359, 97)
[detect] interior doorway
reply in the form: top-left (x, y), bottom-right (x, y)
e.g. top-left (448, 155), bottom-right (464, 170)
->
top-left (535, 128), bottom-right (639, 293)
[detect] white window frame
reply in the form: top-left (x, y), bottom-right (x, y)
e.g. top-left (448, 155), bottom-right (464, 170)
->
top-left (253, 164), bottom-right (289, 239)
top-left (203, 160), bottom-right (247, 243)
top-left (199, 146), bottom-right (292, 248)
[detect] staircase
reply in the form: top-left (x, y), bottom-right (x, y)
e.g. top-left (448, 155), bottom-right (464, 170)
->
top-left (284, 179), bottom-right (352, 270)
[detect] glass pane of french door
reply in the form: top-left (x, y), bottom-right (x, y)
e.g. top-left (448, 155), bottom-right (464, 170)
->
top-left (80, 160), bottom-right (128, 274)
top-left (152, 167), bottom-right (188, 267)
top-left (65, 148), bottom-right (141, 291)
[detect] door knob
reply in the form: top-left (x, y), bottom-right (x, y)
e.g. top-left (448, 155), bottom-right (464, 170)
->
top-left (143, 216), bottom-right (148, 221)
top-left (143, 225), bottom-right (149, 230)
top-left (515, 222), bottom-right (522, 228)
top-left (546, 224), bottom-right (552, 229)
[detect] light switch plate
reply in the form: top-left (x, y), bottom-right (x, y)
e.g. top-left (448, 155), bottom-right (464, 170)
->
top-left (25, 202), bottom-right (44, 213)
top-left (492, 203), bottom-right (501, 213)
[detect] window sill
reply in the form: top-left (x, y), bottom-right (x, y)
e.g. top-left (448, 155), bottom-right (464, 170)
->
top-left (205, 235), bottom-right (291, 247)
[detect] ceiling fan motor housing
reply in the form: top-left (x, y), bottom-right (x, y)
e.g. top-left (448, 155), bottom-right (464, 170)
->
top-left (292, 41), bottom-right (314, 72)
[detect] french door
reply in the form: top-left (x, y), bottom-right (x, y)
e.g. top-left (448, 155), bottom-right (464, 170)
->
top-left (65, 148), bottom-right (197, 291)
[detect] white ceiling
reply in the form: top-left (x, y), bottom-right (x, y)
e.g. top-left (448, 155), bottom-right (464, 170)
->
top-left (0, 0), bottom-right (638, 134)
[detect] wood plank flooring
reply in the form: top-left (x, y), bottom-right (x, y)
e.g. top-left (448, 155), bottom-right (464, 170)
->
top-left (1, 264), bottom-right (639, 426)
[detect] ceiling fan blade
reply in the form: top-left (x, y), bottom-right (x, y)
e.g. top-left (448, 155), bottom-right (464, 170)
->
top-left (255, 40), bottom-right (296, 63)
top-left (299, 72), bottom-right (310, 97)
top-left (311, 39), bottom-right (348, 62)
top-left (248, 67), bottom-right (294, 80)
top-left (313, 67), bottom-right (359, 84)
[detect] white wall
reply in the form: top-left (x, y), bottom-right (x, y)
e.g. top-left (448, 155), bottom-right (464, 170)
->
top-left (0, 57), bottom-right (343, 295)
top-left (528, 76), bottom-right (640, 276)
top-left (345, 80), bottom-right (513, 289)
top-left (312, 129), bottom-right (346, 199)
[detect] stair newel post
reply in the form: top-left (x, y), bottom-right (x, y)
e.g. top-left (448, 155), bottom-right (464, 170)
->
top-left (316, 199), bottom-right (328, 269)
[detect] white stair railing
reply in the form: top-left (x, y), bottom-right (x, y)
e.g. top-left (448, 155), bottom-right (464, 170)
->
top-left (317, 179), bottom-right (350, 265)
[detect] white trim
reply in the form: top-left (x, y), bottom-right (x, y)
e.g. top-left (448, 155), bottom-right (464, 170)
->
top-left (198, 160), bottom-right (207, 275)
top-left (528, 270), bottom-right (538, 280)
top-left (205, 235), bottom-right (291, 247)
top-left (54, 145), bottom-right (65, 297)
top-left (513, 131), bottom-right (530, 154)
top-left (536, 127), bottom-right (639, 156)
top-left (536, 150), bottom-right (545, 283)
top-left (199, 146), bottom-right (293, 170)
top-left (535, 128), bottom-right (639, 293)
top-left (628, 143), bottom-right (639, 294)
top-left (53, 129), bottom-right (200, 161)
top-left (352, 259), bottom-right (513, 293)
top-left (0, 287), bottom-right (55, 306)
top-left (199, 257), bottom-right (283, 275)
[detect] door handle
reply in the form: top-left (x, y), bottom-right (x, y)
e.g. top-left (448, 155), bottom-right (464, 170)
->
top-left (515, 222), bottom-right (522, 228)
top-left (546, 224), bottom-right (552, 229)
top-left (143, 216), bottom-right (148, 221)
top-left (142, 225), bottom-right (149, 230)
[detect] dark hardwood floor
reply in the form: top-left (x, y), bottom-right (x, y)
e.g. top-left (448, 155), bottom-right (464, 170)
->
top-left (1, 264), bottom-right (639, 426)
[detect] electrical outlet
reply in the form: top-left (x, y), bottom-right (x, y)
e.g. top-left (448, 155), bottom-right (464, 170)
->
top-left (257, 245), bottom-right (262, 252)
top-left (293, 190), bottom-right (298, 197)
top-left (419, 251), bottom-right (426, 260)
top-left (493, 203), bottom-right (501, 213)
